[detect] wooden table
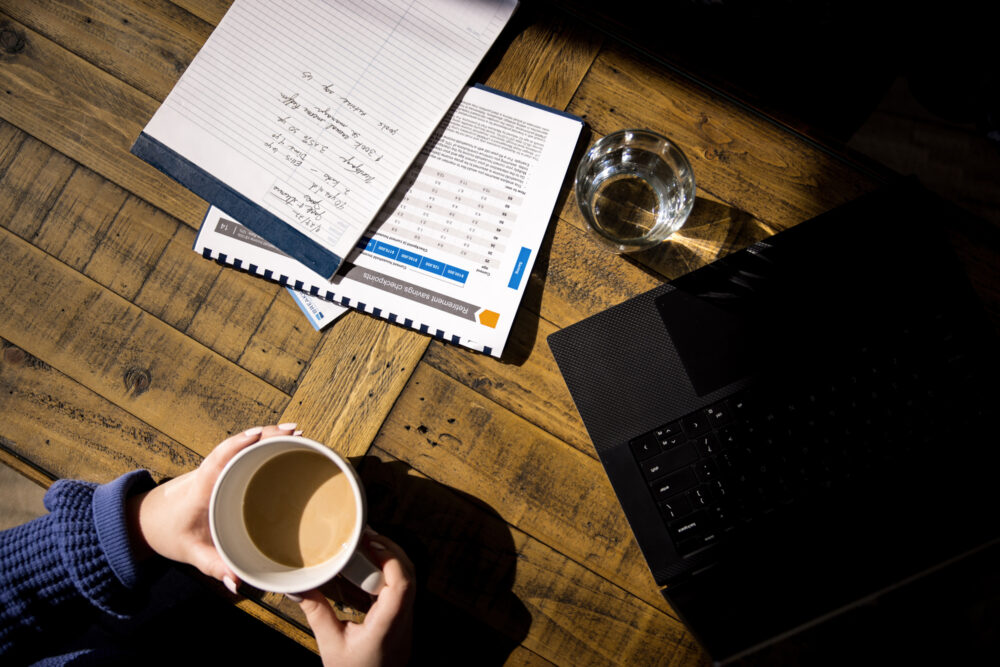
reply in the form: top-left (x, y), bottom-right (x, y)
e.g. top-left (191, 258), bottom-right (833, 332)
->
top-left (2, 1), bottom-right (997, 664)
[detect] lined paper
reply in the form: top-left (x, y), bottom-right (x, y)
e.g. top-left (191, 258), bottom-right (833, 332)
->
top-left (138, 0), bottom-right (517, 276)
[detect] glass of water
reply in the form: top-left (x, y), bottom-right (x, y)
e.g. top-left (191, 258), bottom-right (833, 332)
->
top-left (575, 129), bottom-right (695, 252)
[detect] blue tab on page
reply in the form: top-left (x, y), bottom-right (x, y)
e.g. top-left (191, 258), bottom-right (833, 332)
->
top-left (508, 247), bottom-right (532, 289)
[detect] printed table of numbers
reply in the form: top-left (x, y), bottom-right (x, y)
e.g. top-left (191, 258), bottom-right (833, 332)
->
top-left (366, 166), bottom-right (525, 282)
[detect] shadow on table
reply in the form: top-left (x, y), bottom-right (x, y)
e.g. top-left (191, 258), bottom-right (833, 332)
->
top-left (356, 455), bottom-right (532, 664)
top-left (503, 193), bottom-right (773, 365)
top-left (625, 196), bottom-right (777, 283)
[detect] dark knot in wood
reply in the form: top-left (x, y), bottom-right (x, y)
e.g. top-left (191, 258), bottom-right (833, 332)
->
top-left (3, 346), bottom-right (25, 365)
top-left (0, 26), bottom-right (26, 54)
top-left (123, 367), bottom-right (151, 396)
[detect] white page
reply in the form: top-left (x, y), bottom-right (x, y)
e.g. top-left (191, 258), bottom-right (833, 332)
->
top-left (195, 86), bottom-right (582, 357)
top-left (140, 0), bottom-right (517, 275)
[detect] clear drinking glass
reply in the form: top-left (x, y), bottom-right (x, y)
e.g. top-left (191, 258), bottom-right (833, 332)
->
top-left (575, 129), bottom-right (695, 252)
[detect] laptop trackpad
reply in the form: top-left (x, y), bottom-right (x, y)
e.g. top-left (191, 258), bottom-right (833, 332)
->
top-left (655, 288), bottom-right (754, 396)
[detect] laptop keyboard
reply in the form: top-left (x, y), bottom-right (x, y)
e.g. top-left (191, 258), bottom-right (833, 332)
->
top-left (629, 313), bottom-right (987, 558)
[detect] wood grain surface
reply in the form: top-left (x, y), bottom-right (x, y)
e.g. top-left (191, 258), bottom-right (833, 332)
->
top-left (7, 1), bottom-right (976, 665)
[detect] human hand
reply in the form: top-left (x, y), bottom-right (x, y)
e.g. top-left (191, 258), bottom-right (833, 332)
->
top-left (126, 423), bottom-right (299, 593)
top-left (297, 532), bottom-right (415, 667)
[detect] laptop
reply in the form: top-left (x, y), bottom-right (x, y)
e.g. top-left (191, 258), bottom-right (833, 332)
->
top-left (548, 179), bottom-right (1000, 662)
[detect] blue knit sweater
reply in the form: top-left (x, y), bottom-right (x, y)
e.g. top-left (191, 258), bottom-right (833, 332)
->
top-left (0, 470), bottom-right (156, 664)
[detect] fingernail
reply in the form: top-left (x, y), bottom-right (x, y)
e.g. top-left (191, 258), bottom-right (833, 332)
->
top-left (293, 430), bottom-right (303, 436)
top-left (279, 422), bottom-right (297, 431)
top-left (284, 593), bottom-right (303, 603)
top-left (224, 576), bottom-right (239, 595)
top-left (369, 540), bottom-right (386, 551)
top-left (364, 526), bottom-right (379, 536)
top-left (244, 426), bottom-right (264, 437)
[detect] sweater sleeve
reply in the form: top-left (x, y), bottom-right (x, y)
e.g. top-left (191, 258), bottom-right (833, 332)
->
top-left (0, 470), bottom-right (156, 661)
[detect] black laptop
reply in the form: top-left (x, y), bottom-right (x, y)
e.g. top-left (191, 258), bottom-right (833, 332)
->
top-left (548, 180), bottom-right (1000, 662)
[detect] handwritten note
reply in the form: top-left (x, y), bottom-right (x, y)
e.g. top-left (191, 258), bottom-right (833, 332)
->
top-left (135, 0), bottom-right (518, 277)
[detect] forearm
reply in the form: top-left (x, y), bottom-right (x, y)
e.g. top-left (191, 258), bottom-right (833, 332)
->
top-left (0, 470), bottom-right (156, 660)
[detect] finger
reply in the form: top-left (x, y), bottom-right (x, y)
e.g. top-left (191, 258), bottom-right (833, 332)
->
top-left (201, 423), bottom-right (297, 475)
top-left (297, 589), bottom-right (347, 648)
top-left (202, 426), bottom-right (267, 473)
top-left (364, 532), bottom-right (415, 581)
top-left (259, 422), bottom-right (298, 439)
top-left (361, 535), bottom-right (415, 626)
top-left (361, 558), bottom-right (414, 641)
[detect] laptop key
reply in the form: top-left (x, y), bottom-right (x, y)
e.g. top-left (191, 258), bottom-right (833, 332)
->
top-left (629, 433), bottom-right (661, 461)
top-left (694, 458), bottom-right (719, 482)
top-left (658, 490), bottom-right (694, 520)
top-left (704, 400), bottom-right (733, 426)
top-left (668, 510), bottom-right (708, 542)
top-left (656, 430), bottom-right (686, 449)
top-left (681, 414), bottom-right (711, 437)
top-left (650, 467), bottom-right (698, 500)
top-left (693, 433), bottom-right (720, 457)
top-left (654, 421), bottom-right (683, 441)
top-left (670, 511), bottom-right (723, 555)
top-left (640, 442), bottom-right (698, 480)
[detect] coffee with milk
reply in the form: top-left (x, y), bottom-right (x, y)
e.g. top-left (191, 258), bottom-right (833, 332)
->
top-left (242, 450), bottom-right (358, 567)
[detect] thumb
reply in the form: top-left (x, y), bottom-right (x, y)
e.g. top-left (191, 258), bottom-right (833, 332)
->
top-left (298, 589), bottom-right (346, 649)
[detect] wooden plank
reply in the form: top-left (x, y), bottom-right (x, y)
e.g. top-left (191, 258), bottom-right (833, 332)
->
top-left (32, 168), bottom-right (129, 272)
top-left (0, 445), bottom-right (54, 489)
top-left (361, 448), bottom-right (705, 666)
top-left (5, 0), bottom-right (211, 101)
top-left (532, 216), bottom-right (663, 328)
top-left (504, 647), bottom-right (557, 667)
top-left (84, 195), bottom-right (176, 300)
top-left (279, 312), bottom-right (428, 460)
top-left (0, 11), bottom-right (207, 225)
top-left (424, 317), bottom-right (592, 454)
top-left (169, 0), bottom-right (230, 27)
top-left (0, 226), bottom-right (288, 454)
top-left (133, 223), bottom-right (221, 330)
top-left (0, 128), bottom-right (318, 396)
top-left (372, 363), bottom-right (675, 616)
top-left (238, 291), bottom-right (322, 395)
top-left (0, 125), bottom-right (76, 240)
top-left (485, 4), bottom-right (604, 107)
top-left (232, 597), bottom-right (318, 655)
top-left (0, 337), bottom-right (200, 483)
top-left (0, 120), bottom-right (25, 174)
top-left (184, 268), bottom-right (280, 363)
top-left (567, 44), bottom-right (879, 228)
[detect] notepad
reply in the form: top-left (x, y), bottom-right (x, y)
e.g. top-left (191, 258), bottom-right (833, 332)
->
top-left (133, 0), bottom-right (518, 279)
top-left (195, 85), bottom-right (583, 357)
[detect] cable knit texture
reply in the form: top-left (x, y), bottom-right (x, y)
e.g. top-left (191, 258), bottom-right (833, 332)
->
top-left (0, 470), bottom-right (155, 664)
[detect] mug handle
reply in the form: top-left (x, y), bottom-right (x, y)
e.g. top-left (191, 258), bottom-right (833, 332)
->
top-left (340, 547), bottom-right (385, 594)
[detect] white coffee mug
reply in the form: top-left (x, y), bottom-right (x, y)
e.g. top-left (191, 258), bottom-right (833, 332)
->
top-left (209, 435), bottom-right (384, 594)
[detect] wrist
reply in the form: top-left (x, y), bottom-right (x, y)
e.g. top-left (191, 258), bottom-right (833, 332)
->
top-left (125, 490), bottom-right (156, 562)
